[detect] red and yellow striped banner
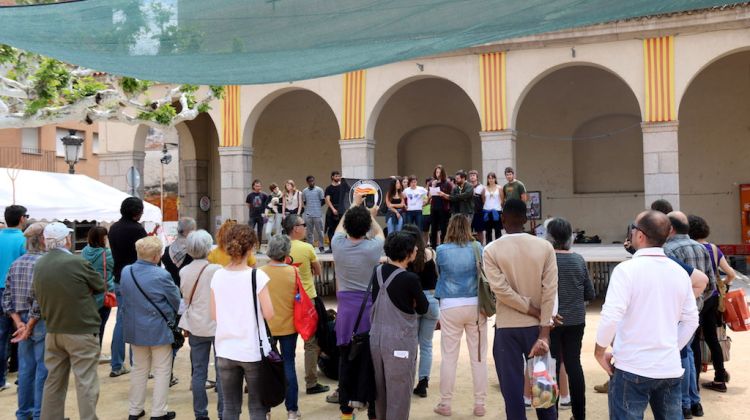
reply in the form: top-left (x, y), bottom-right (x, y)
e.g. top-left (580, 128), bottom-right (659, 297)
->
top-left (342, 70), bottom-right (366, 139)
top-left (643, 36), bottom-right (675, 122)
top-left (221, 85), bottom-right (241, 147)
top-left (479, 52), bottom-right (507, 131)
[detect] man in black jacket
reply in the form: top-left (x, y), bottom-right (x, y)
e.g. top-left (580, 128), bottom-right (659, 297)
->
top-left (107, 197), bottom-right (147, 377)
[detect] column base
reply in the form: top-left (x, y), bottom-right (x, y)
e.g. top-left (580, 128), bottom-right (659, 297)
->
top-left (218, 146), bottom-right (253, 224)
top-left (339, 139), bottom-right (375, 179)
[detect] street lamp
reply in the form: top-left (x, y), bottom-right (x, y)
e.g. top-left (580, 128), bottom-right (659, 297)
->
top-left (61, 130), bottom-right (84, 174)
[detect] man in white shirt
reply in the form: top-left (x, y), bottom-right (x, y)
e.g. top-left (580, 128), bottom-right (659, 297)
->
top-left (403, 175), bottom-right (428, 228)
top-left (595, 210), bottom-right (699, 419)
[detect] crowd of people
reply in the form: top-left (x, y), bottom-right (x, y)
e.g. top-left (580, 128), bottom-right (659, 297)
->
top-left (0, 162), bottom-right (738, 420)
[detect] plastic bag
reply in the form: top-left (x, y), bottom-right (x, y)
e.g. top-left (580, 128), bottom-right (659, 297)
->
top-left (526, 354), bottom-right (559, 409)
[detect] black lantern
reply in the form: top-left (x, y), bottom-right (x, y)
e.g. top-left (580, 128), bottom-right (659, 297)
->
top-left (61, 129), bottom-right (84, 174)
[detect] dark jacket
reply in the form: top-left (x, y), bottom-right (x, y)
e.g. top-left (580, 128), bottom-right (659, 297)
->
top-left (120, 260), bottom-right (181, 346)
top-left (448, 182), bottom-right (474, 216)
top-left (33, 248), bottom-right (104, 334)
top-left (109, 217), bottom-right (147, 283)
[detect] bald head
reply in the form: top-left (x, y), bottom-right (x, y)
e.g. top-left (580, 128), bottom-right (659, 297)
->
top-left (667, 211), bottom-right (690, 235)
top-left (634, 210), bottom-right (671, 247)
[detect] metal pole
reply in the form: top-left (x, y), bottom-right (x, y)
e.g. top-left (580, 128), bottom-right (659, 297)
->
top-left (160, 161), bottom-right (164, 215)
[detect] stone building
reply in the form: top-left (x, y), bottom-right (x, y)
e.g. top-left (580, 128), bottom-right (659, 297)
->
top-left (97, 5), bottom-right (750, 243)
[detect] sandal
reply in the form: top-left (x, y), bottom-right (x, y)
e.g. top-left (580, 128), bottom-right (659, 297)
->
top-left (701, 381), bottom-right (727, 393)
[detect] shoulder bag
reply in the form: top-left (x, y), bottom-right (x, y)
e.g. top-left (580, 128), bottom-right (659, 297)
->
top-left (472, 242), bottom-right (496, 317)
top-left (293, 267), bottom-right (319, 341)
top-left (102, 252), bottom-right (117, 308)
top-left (251, 268), bottom-right (287, 408)
top-left (709, 244), bottom-right (727, 313)
top-left (348, 274), bottom-right (374, 361)
top-left (130, 267), bottom-right (184, 350)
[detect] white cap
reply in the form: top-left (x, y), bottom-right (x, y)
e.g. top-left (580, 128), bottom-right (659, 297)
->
top-left (43, 222), bottom-right (73, 240)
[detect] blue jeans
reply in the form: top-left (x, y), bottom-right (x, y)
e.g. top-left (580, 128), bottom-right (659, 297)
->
top-left (189, 335), bottom-right (223, 418)
top-left (609, 368), bottom-right (682, 420)
top-left (417, 291), bottom-right (439, 380)
top-left (17, 314), bottom-right (48, 420)
top-left (405, 211), bottom-right (423, 229)
top-left (110, 284), bottom-right (131, 371)
top-left (0, 288), bottom-right (12, 387)
top-left (680, 337), bottom-right (700, 409)
top-left (386, 213), bottom-right (403, 234)
top-left (275, 333), bottom-right (299, 412)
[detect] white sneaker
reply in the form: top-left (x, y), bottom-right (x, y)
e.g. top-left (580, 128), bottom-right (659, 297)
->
top-left (0, 383), bottom-right (12, 391)
top-left (288, 410), bottom-right (302, 420)
top-left (524, 396), bottom-right (532, 411)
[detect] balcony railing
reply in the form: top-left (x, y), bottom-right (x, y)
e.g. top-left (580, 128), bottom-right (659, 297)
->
top-left (0, 148), bottom-right (57, 172)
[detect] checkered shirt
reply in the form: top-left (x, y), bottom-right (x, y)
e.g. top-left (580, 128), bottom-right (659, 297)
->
top-left (1, 252), bottom-right (43, 318)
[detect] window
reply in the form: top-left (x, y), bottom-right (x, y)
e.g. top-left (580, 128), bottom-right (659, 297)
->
top-left (21, 128), bottom-right (40, 154)
top-left (92, 132), bottom-right (100, 154)
top-left (56, 128), bottom-right (84, 159)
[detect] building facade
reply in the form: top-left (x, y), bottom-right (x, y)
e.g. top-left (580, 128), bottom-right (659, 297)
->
top-left (98, 6), bottom-right (750, 243)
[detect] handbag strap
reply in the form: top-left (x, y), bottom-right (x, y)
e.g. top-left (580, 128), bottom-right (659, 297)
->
top-left (130, 266), bottom-right (175, 328)
top-left (102, 250), bottom-right (108, 293)
top-left (251, 268), bottom-right (273, 356)
top-left (186, 263), bottom-right (210, 307)
top-left (352, 269), bottom-right (375, 337)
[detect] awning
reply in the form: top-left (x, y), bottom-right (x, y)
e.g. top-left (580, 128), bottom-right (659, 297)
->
top-left (0, 0), bottom-right (740, 85)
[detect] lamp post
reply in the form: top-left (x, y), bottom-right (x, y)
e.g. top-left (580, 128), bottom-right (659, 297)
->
top-left (61, 130), bottom-right (84, 174)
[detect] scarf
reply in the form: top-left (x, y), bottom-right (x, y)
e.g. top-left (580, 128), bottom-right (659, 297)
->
top-left (169, 236), bottom-right (189, 268)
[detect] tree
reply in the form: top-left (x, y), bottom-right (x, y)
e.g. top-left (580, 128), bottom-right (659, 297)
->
top-left (0, 0), bottom-right (224, 130)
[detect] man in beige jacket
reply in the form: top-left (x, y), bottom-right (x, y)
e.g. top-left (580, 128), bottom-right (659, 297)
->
top-left (483, 199), bottom-right (558, 420)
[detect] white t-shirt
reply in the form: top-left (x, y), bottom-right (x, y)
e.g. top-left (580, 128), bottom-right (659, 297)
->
top-left (211, 268), bottom-right (271, 362)
top-left (484, 187), bottom-right (502, 210)
top-left (404, 186), bottom-right (428, 211)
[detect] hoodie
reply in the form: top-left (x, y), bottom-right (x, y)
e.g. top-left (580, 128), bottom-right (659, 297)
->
top-left (81, 245), bottom-right (115, 308)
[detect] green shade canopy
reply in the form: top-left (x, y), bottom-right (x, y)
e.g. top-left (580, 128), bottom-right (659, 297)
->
top-left (0, 0), bottom-right (740, 85)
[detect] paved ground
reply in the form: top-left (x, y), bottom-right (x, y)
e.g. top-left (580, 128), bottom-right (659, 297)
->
top-left (1, 296), bottom-right (748, 419)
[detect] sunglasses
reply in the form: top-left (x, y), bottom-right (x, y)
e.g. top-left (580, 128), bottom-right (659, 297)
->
top-left (629, 222), bottom-right (649, 238)
top-left (24, 214), bottom-right (30, 219)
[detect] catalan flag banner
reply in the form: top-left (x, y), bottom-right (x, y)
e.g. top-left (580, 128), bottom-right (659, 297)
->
top-left (342, 70), bottom-right (366, 140)
top-left (221, 85), bottom-right (241, 147)
top-left (643, 36), bottom-right (675, 122)
top-left (480, 52), bottom-right (507, 131)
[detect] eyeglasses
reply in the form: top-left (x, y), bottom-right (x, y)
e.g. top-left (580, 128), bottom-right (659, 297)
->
top-left (23, 214), bottom-right (29, 219)
top-left (629, 222), bottom-right (649, 238)
top-left (296, 223), bottom-right (306, 227)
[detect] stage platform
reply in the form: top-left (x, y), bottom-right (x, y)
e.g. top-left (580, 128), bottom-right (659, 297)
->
top-left (256, 243), bottom-right (631, 297)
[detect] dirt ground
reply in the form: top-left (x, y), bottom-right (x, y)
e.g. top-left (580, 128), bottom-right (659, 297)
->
top-left (1, 299), bottom-right (748, 420)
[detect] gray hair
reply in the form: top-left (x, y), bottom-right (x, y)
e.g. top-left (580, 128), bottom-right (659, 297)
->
top-left (282, 214), bottom-right (301, 235)
top-left (44, 237), bottom-right (68, 251)
top-left (186, 229), bottom-right (214, 259)
top-left (266, 234), bottom-right (291, 262)
top-left (177, 217), bottom-right (197, 237)
top-left (545, 217), bottom-right (573, 251)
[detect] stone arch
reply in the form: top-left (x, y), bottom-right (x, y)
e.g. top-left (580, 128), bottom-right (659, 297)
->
top-left (366, 73), bottom-right (479, 140)
top-left (250, 89), bottom-right (341, 186)
top-left (514, 64), bottom-right (644, 242)
top-left (511, 61), bottom-right (642, 128)
top-left (242, 86), bottom-right (341, 148)
top-left (372, 77), bottom-right (482, 179)
top-left (678, 50), bottom-right (750, 243)
top-left (676, 45), bottom-right (750, 115)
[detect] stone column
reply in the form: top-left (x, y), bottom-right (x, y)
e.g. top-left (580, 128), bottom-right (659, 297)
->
top-left (179, 159), bottom-right (209, 229)
top-left (480, 130), bottom-right (516, 179)
top-left (218, 146), bottom-right (253, 224)
top-left (339, 138), bottom-right (375, 179)
top-left (642, 121), bottom-right (680, 209)
top-left (98, 151), bottom-right (146, 198)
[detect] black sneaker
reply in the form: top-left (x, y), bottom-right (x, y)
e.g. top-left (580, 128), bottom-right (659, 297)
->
top-left (701, 381), bottom-right (727, 393)
top-left (149, 412), bottom-right (176, 420)
top-left (128, 410), bottom-right (145, 420)
top-left (306, 383), bottom-right (330, 394)
top-left (109, 367), bottom-right (131, 377)
top-left (683, 407), bottom-right (693, 419)
top-left (691, 403), bottom-right (704, 417)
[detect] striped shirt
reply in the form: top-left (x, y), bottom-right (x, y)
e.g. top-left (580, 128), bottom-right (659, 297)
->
top-left (555, 252), bottom-right (595, 326)
top-left (302, 186), bottom-right (325, 218)
top-left (2, 252), bottom-right (43, 318)
top-left (664, 234), bottom-right (716, 308)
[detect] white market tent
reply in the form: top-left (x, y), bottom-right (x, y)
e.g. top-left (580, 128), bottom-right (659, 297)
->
top-left (0, 168), bottom-right (162, 224)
